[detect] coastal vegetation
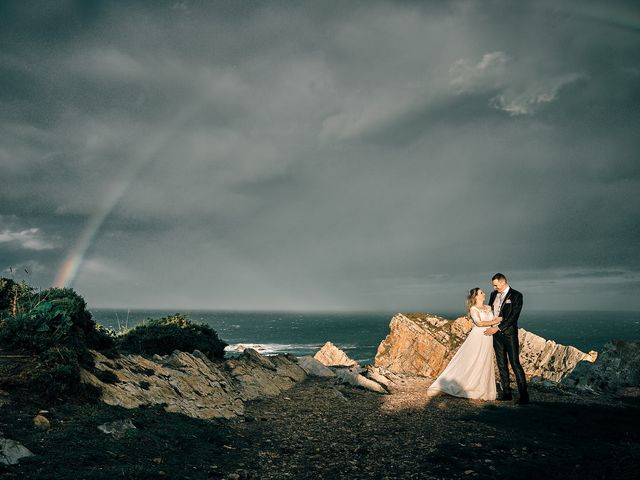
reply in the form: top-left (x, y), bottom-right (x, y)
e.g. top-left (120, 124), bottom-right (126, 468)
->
top-left (0, 278), bottom-right (114, 400)
top-left (0, 278), bottom-right (226, 402)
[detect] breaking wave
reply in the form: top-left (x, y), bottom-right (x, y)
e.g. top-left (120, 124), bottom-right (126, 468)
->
top-left (224, 343), bottom-right (321, 355)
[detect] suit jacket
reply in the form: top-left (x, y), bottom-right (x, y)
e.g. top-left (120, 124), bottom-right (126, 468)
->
top-left (488, 287), bottom-right (523, 335)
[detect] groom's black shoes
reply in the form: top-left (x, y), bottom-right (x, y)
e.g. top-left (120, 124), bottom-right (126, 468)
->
top-left (496, 392), bottom-right (513, 401)
top-left (517, 394), bottom-right (530, 405)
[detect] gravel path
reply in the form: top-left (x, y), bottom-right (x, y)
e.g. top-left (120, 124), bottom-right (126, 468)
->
top-left (229, 376), bottom-right (640, 480)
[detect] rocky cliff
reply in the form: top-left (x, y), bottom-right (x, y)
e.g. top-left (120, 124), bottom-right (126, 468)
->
top-left (374, 313), bottom-right (597, 382)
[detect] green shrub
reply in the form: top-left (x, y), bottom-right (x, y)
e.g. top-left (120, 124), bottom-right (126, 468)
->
top-left (0, 287), bottom-right (115, 355)
top-left (0, 282), bottom-right (115, 401)
top-left (116, 313), bottom-right (227, 360)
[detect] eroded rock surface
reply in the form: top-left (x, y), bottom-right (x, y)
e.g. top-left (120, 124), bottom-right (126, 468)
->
top-left (374, 314), bottom-right (473, 378)
top-left (519, 329), bottom-right (597, 382)
top-left (81, 348), bottom-right (307, 420)
top-left (225, 349), bottom-right (307, 400)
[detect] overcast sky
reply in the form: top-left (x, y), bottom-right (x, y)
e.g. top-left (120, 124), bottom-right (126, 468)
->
top-left (1, 0), bottom-right (639, 312)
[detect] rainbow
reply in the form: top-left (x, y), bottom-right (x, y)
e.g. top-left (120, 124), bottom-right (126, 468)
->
top-left (53, 185), bottom-right (128, 288)
top-left (53, 98), bottom-right (209, 288)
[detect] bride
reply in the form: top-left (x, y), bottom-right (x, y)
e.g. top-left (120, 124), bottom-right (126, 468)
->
top-left (427, 288), bottom-right (502, 401)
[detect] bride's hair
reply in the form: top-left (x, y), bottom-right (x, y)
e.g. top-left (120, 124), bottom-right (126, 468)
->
top-left (465, 287), bottom-right (481, 314)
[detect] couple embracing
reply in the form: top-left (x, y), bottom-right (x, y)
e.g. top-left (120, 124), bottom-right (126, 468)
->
top-left (427, 273), bottom-right (530, 405)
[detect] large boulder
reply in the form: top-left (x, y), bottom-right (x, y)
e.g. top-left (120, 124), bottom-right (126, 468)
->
top-left (314, 341), bottom-right (359, 367)
top-left (561, 340), bottom-right (640, 394)
top-left (374, 313), bottom-right (596, 382)
top-left (374, 314), bottom-right (473, 378)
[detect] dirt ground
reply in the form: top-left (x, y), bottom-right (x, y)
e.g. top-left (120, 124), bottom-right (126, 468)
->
top-left (1, 375), bottom-right (639, 479)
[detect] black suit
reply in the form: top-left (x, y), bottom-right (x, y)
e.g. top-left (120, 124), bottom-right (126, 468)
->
top-left (489, 287), bottom-right (528, 399)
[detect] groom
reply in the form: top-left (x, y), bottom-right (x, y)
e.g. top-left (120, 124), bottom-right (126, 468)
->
top-left (484, 273), bottom-right (529, 405)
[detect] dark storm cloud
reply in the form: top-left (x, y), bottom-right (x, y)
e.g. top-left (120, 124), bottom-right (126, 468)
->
top-left (1, 0), bottom-right (639, 311)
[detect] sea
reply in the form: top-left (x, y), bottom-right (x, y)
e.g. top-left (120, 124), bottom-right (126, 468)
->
top-left (90, 309), bottom-right (640, 365)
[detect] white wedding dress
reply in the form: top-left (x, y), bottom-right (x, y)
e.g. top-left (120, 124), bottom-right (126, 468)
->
top-left (427, 306), bottom-right (497, 400)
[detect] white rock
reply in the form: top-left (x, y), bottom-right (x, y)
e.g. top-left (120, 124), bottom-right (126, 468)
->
top-left (334, 369), bottom-right (388, 394)
top-left (366, 366), bottom-right (394, 387)
top-left (0, 437), bottom-right (35, 465)
top-left (97, 419), bottom-right (137, 439)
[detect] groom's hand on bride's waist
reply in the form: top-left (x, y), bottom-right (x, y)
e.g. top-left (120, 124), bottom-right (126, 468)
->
top-left (484, 327), bottom-right (499, 336)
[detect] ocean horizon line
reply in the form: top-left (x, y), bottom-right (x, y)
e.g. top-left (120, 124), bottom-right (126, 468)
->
top-left (88, 307), bottom-right (639, 315)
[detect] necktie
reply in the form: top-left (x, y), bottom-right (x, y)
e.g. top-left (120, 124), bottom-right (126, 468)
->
top-left (495, 292), bottom-right (504, 315)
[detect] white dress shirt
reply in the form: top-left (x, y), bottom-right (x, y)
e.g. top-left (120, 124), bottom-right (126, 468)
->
top-left (493, 286), bottom-right (510, 322)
